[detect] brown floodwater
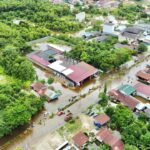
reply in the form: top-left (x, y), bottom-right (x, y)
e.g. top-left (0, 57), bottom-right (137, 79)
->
top-left (134, 96), bottom-right (150, 104)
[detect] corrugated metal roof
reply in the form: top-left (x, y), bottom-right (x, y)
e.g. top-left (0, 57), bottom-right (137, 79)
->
top-left (96, 128), bottom-right (124, 150)
top-left (48, 60), bottom-right (66, 73)
top-left (134, 82), bottom-right (150, 97)
top-left (72, 131), bottom-right (89, 147)
top-left (118, 84), bottom-right (136, 96)
top-left (67, 61), bottom-right (98, 84)
top-left (109, 89), bottom-right (140, 110)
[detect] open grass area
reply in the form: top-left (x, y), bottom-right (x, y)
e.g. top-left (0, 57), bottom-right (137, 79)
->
top-left (58, 115), bottom-right (95, 141)
top-left (48, 37), bottom-right (73, 46)
top-left (58, 117), bottom-right (82, 137)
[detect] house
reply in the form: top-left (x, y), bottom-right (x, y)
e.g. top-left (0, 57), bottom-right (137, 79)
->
top-left (44, 89), bottom-right (61, 101)
top-left (72, 131), bottom-right (89, 149)
top-left (31, 82), bottom-right (47, 95)
top-left (114, 43), bottom-right (136, 50)
top-left (96, 35), bottom-right (108, 43)
top-left (115, 25), bottom-right (126, 32)
top-left (76, 12), bottom-right (86, 22)
top-left (13, 19), bottom-right (21, 25)
top-left (134, 82), bottom-right (150, 101)
top-left (94, 113), bottom-right (110, 128)
top-left (82, 31), bottom-right (101, 39)
top-left (96, 128), bottom-right (124, 150)
top-left (107, 15), bottom-right (118, 25)
top-left (96, 0), bottom-right (120, 8)
top-left (119, 27), bottom-right (144, 44)
top-left (29, 54), bottom-right (50, 68)
top-left (103, 22), bottom-right (115, 34)
top-left (108, 89), bottom-right (140, 110)
top-left (28, 45), bottom-right (62, 68)
top-left (144, 108), bottom-right (150, 118)
top-left (135, 103), bottom-right (146, 111)
top-left (63, 61), bottom-right (98, 86)
top-left (118, 84), bottom-right (136, 96)
top-left (56, 141), bottom-right (79, 150)
top-left (48, 60), bottom-right (67, 75)
top-left (136, 70), bottom-right (150, 84)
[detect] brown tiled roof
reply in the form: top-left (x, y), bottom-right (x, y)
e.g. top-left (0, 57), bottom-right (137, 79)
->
top-left (31, 82), bottom-right (47, 92)
top-left (96, 128), bottom-right (124, 150)
top-left (72, 131), bottom-right (89, 147)
top-left (108, 89), bottom-right (140, 110)
top-left (136, 71), bottom-right (150, 81)
top-left (95, 113), bottom-right (110, 125)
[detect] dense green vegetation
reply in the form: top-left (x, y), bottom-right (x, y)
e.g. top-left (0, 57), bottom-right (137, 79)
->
top-left (0, 46), bottom-right (35, 81)
top-left (52, 34), bottom-right (133, 72)
top-left (0, 83), bottom-right (45, 138)
top-left (138, 43), bottom-right (148, 53)
top-left (105, 105), bottom-right (150, 149)
top-left (0, 0), bottom-right (83, 51)
top-left (112, 4), bottom-right (149, 23)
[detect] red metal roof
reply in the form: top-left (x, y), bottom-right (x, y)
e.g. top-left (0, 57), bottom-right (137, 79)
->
top-left (108, 89), bottom-right (140, 110)
top-left (96, 128), bottom-right (124, 150)
top-left (30, 55), bottom-right (50, 66)
top-left (31, 82), bottom-right (47, 94)
top-left (95, 113), bottom-right (110, 125)
top-left (134, 82), bottom-right (150, 97)
top-left (72, 131), bottom-right (89, 148)
top-left (136, 71), bottom-right (150, 81)
top-left (67, 61), bottom-right (98, 83)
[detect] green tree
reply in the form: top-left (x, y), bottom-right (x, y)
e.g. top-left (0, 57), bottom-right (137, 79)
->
top-left (48, 77), bottom-right (54, 84)
top-left (137, 43), bottom-right (148, 53)
top-left (141, 132), bottom-right (150, 147)
top-left (124, 144), bottom-right (139, 150)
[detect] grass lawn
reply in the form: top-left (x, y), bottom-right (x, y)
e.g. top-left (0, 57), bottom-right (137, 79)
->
top-left (58, 117), bottom-right (82, 137)
top-left (0, 66), bottom-right (16, 84)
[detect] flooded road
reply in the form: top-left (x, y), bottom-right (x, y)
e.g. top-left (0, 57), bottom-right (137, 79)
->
top-left (0, 50), bottom-right (150, 150)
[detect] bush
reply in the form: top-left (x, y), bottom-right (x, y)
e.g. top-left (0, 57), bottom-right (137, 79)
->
top-left (39, 79), bottom-right (45, 84)
top-left (138, 43), bottom-right (148, 53)
top-left (48, 77), bottom-right (54, 84)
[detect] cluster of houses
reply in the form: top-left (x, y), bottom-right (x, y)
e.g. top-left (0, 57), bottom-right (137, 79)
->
top-left (31, 82), bottom-right (61, 101)
top-left (71, 113), bottom-right (124, 150)
top-left (56, 113), bottom-right (124, 150)
top-left (82, 14), bottom-right (150, 52)
top-left (28, 44), bottom-right (98, 87)
top-left (109, 65), bottom-right (150, 118)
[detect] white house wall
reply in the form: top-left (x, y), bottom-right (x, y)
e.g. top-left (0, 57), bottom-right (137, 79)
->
top-left (137, 92), bottom-right (150, 101)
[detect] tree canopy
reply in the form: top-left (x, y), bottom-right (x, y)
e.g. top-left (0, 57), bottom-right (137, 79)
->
top-left (0, 83), bottom-right (45, 138)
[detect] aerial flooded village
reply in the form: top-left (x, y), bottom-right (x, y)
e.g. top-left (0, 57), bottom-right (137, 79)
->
top-left (0, 0), bottom-right (150, 150)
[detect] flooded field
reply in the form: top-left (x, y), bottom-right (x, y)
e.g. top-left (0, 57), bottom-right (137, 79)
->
top-left (0, 51), bottom-right (150, 150)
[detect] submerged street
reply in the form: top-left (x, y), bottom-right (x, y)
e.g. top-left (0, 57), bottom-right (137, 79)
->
top-left (1, 51), bottom-right (150, 150)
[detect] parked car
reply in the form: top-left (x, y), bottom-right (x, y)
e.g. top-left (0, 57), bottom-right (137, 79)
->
top-left (89, 112), bottom-right (95, 116)
top-left (57, 111), bottom-right (65, 116)
top-left (64, 113), bottom-right (72, 122)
